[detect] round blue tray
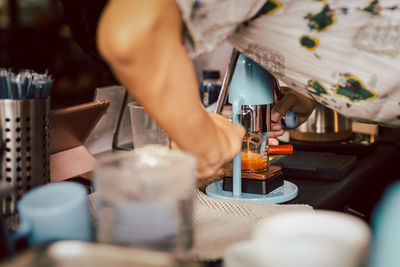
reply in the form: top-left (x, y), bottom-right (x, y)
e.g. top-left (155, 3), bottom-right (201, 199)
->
top-left (205, 180), bottom-right (298, 204)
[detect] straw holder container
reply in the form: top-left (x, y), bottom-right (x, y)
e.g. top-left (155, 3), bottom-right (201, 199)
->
top-left (0, 98), bottom-right (50, 218)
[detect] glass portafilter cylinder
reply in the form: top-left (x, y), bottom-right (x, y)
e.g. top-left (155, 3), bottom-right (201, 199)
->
top-left (241, 132), bottom-right (268, 172)
top-left (239, 104), bottom-right (271, 172)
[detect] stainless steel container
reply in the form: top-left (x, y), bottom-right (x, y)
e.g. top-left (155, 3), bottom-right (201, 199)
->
top-left (289, 104), bottom-right (353, 142)
top-left (0, 98), bottom-right (50, 220)
top-left (241, 104), bottom-right (271, 133)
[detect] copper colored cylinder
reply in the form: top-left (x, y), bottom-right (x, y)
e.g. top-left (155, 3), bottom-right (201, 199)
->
top-left (267, 144), bottom-right (293, 155)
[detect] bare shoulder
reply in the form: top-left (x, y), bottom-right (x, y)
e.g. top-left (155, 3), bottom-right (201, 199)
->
top-left (97, 0), bottom-right (181, 59)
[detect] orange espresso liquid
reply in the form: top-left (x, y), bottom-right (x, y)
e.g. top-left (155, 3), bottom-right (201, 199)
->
top-left (241, 153), bottom-right (268, 172)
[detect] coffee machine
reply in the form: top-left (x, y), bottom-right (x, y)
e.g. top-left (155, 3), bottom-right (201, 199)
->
top-left (205, 49), bottom-right (298, 203)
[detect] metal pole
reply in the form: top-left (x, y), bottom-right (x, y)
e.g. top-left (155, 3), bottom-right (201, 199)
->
top-left (214, 48), bottom-right (240, 114)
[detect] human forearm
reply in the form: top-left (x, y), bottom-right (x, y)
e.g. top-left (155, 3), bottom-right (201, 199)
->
top-left (113, 44), bottom-right (221, 161)
top-left (97, 0), bottom-right (245, 177)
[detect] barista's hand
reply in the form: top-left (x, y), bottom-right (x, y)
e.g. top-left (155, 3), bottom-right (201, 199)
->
top-left (170, 113), bottom-right (245, 179)
top-left (200, 113), bottom-right (245, 178)
top-left (271, 86), bottom-right (317, 128)
top-left (268, 122), bottom-right (285, 145)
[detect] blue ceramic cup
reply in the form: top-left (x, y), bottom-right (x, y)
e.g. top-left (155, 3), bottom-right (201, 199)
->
top-left (14, 182), bottom-right (94, 245)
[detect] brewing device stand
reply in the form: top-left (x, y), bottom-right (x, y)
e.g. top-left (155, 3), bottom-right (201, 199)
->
top-left (206, 49), bottom-right (298, 203)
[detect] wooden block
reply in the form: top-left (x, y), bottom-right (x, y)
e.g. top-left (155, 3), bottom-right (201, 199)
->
top-left (352, 121), bottom-right (379, 135)
top-left (224, 164), bottom-right (282, 180)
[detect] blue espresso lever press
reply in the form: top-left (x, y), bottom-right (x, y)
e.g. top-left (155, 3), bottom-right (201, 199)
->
top-left (206, 49), bottom-right (299, 203)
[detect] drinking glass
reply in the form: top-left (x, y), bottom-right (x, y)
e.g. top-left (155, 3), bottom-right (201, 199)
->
top-left (128, 102), bottom-right (169, 148)
top-left (94, 148), bottom-right (197, 253)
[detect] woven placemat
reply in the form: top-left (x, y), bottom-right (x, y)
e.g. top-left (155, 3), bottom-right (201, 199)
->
top-left (88, 188), bottom-right (312, 261)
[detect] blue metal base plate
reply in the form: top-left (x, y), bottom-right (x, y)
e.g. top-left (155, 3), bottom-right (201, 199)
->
top-left (205, 180), bottom-right (298, 204)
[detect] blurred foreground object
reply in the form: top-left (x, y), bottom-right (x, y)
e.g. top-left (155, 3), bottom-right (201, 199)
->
top-left (94, 148), bottom-right (196, 252)
top-left (368, 181), bottom-right (400, 267)
top-left (0, 69), bottom-right (52, 100)
top-left (225, 210), bottom-right (371, 267)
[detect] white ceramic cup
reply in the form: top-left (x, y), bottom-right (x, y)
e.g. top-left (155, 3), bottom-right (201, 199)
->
top-left (224, 210), bottom-right (371, 267)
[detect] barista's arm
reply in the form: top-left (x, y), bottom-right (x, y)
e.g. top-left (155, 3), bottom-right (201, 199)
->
top-left (97, 0), bottom-right (245, 178)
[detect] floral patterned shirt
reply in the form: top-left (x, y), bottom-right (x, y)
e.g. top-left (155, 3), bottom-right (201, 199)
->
top-left (177, 0), bottom-right (400, 127)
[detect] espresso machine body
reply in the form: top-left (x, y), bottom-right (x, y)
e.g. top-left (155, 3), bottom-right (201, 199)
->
top-left (206, 50), bottom-right (298, 203)
top-left (228, 53), bottom-right (274, 133)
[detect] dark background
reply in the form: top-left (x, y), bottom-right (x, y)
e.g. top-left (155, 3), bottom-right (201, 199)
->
top-left (0, 0), bottom-right (115, 109)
